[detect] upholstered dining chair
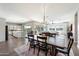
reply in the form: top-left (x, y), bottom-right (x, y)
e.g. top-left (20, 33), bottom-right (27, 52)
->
top-left (37, 36), bottom-right (49, 56)
top-left (55, 38), bottom-right (74, 56)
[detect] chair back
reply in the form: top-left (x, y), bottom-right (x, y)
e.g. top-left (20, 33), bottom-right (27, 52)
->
top-left (37, 36), bottom-right (47, 47)
top-left (28, 34), bottom-right (34, 42)
top-left (37, 36), bottom-right (47, 43)
top-left (67, 38), bottom-right (74, 52)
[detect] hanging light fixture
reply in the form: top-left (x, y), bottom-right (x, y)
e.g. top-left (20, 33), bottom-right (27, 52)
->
top-left (42, 4), bottom-right (52, 24)
top-left (42, 3), bottom-right (47, 25)
top-left (43, 3), bottom-right (46, 23)
top-left (42, 3), bottom-right (48, 31)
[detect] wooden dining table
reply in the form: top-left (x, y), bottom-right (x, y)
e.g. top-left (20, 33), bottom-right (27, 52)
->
top-left (34, 34), bottom-right (68, 55)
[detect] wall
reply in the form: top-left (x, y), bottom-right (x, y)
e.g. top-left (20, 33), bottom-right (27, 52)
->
top-left (73, 10), bottom-right (79, 48)
top-left (0, 18), bottom-right (5, 42)
top-left (77, 10), bottom-right (79, 48)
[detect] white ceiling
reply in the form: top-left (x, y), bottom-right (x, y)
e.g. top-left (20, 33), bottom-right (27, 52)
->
top-left (0, 3), bottom-right (79, 23)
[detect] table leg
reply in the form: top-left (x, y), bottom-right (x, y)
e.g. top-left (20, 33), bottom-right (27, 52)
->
top-left (50, 45), bottom-right (56, 56)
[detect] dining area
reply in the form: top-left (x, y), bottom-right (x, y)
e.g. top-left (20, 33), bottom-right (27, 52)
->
top-left (0, 3), bottom-right (78, 57)
top-left (9, 21), bottom-right (74, 56)
top-left (23, 22), bottom-right (74, 56)
top-left (27, 31), bottom-right (74, 56)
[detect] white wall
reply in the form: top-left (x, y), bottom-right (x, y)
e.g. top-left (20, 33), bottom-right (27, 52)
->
top-left (77, 10), bottom-right (79, 48)
top-left (73, 10), bottom-right (79, 48)
top-left (0, 18), bottom-right (5, 42)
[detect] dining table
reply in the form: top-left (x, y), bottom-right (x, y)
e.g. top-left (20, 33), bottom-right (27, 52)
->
top-left (34, 34), bottom-right (68, 55)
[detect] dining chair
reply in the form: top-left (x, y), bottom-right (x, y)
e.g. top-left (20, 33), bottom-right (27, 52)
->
top-left (28, 34), bottom-right (34, 42)
top-left (55, 38), bottom-right (74, 56)
top-left (67, 31), bottom-right (73, 39)
top-left (28, 34), bottom-right (38, 53)
top-left (37, 36), bottom-right (49, 56)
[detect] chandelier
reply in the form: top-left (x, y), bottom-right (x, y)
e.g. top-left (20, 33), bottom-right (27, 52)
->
top-left (42, 4), bottom-right (47, 25)
top-left (42, 4), bottom-right (53, 25)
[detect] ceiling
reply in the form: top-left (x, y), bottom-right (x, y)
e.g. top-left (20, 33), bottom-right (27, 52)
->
top-left (0, 3), bottom-right (79, 23)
